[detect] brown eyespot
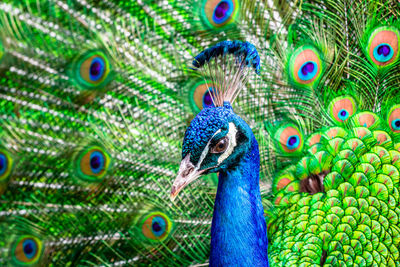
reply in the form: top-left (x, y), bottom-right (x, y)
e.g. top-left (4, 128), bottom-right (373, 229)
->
top-left (211, 137), bottom-right (229, 153)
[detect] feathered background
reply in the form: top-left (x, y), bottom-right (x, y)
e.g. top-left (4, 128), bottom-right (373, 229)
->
top-left (0, 0), bottom-right (400, 266)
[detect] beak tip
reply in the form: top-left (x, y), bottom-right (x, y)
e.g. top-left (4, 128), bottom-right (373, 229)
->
top-left (170, 186), bottom-right (178, 201)
top-left (172, 155), bottom-right (201, 203)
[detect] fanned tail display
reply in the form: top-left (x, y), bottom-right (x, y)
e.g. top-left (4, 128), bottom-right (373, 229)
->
top-left (0, 0), bottom-right (399, 266)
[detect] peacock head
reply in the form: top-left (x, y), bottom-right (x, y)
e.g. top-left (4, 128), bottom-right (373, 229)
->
top-left (171, 102), bottom-right (254, 198)
top-left (171, 40), bottom-right (260, 199)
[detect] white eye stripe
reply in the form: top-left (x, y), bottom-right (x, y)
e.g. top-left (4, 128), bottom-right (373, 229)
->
top-left (217, 123), bottom-right (237, 164)
top-left (196, 129), bottom-right (221, 169)
top-left (196, 123), bottom-right (238, 169)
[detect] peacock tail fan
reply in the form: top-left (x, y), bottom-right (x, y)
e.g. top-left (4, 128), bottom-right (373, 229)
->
top-left (0, 0), bottom-right (399, 266)
top-left (0, 92), bottom-right (216, 265)
top-left (0, 0), bottom-right (221, 265)
top-left (264, 1), bottom-right (400, 266)
top-left (0, 194), bottom-right (214, 266)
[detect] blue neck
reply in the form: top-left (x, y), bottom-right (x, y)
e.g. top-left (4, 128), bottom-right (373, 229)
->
top-left (210, 136), bottom-right (269, 266)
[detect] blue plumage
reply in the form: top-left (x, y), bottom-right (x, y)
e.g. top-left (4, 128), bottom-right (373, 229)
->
top-left (182, 105), bottom-right (233, 163)
top-left (173, 40), bottom-right (267, 265)
top-left (174, 103), bottom-right (269, 266)
top-left (210, 110), bottom-right (268, 266)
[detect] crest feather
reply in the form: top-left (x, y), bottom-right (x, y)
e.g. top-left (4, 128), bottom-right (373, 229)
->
top-left (192, 40), bottom-right (260, 107)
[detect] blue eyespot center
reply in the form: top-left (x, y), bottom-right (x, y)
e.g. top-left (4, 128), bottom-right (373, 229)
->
top-left (152, 222), bottom-right (161, 232)
top-left (0, 153), bottom-right (6, 176)
top-left (90, 151), bottom-right (105, 174)
top-left (392, 119), bottom-right (400, 130)
top-left (91, 157), bottom-right (100, 169)
top-left (338, 109), bottom-right (349, 120)
top-left (212, 1), bottom-right (233, 24)
top-left (301, 62), bottom-right (314, 75)
top-left (23, 239), bottom-right (37, 259)
top-left (215, 2), bottom-right (229, 19)
top-left (89, 57), bottom-right (105, 81)
top-left (287, 135), bottom-right (300, 149)
top-left (298, 61), bottom-right (317, 81)
top-left (152, 216), bottom-right (166, 236)
top-left (373, 43), bottom-right (394, 62)
top-left (378, 44), bottom-right (391, 56)
top-left (203, 88), bottom-right (215, 108)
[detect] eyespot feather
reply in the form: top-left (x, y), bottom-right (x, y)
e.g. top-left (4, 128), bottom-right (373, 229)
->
top-left (189, 79), bottom-right (216, 113)
top-left (0, 148), bottom-right (15, 195)
top-left (11, 235), bottom-right (44, 265)
top-left (200, 0), bottom-right (239, 30)
top-left (366, 26), bottom-right (400, 67)
top-left (68, 50), bottom-right (113, 90)
top-left (328, 96), bottom-right (357, 125)
top-left (273, 123), bottom-right (304, 156)
top-left (288, 45), bottom-right (324, 87)
top-left (72, 144), bottom-right (112, 183)
top-left (388, 104), bottom-right (400, 133)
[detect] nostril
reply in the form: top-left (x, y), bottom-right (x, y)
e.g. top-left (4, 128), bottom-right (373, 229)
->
top-left (320, 250), bottom-right (327, 266)
top-left (182, 167), bottom-right (194, 177)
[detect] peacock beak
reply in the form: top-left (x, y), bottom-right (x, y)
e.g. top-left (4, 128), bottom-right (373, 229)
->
top-left (171, 154), bottom-right (204, 200)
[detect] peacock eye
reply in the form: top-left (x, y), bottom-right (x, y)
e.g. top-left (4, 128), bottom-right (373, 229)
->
top-left (0, 149), bottom-right (14, 182)
top-left (202, 87), bottom-right (215, 109)
top-left (288, 45), bottom-right (323, 87)
top-left (394, 120), bottom-right (400, 129)
top-left (79, 54), bottom-right (109, 85)
top-left (211, 137), bottom-right (229, 153)
top-left (287, 135), bottom-right (300, 150)
top-left (374, 44), bottom-right (393, 62)
top-left (328, 96), bottom-right (357, 125)
top-left (366, 26), bottom-right (400, 67)
top-left (338, 109), bottom-right (349, 120)
top-left (201, 0), bottom-right (239, 29)
top-left (140, 211), bottom-right (172, 242)
top-left (72, 144), bottom-right (112, 183)
top-left (188, 79), bottom-right (217, 114)
top-left (11, 235), bottom-right (44, 265)
top-left (69, 50), bottom-right (113, 90)
top-left (388, 104), bottom-right (400, 133)
top-left (274, 123), bottom-right (304, 156)
top-left (298, 61), bottom-right (318, 81)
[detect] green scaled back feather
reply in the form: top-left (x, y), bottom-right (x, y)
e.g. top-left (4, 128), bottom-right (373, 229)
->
top-left (264, 1), bottom-right (400, 265)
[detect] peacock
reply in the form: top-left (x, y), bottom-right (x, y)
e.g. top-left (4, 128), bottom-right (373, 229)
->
top-left (0, 0), bottom-right (399, 266)
top-left (172, 40), bottom-right (269, 266)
